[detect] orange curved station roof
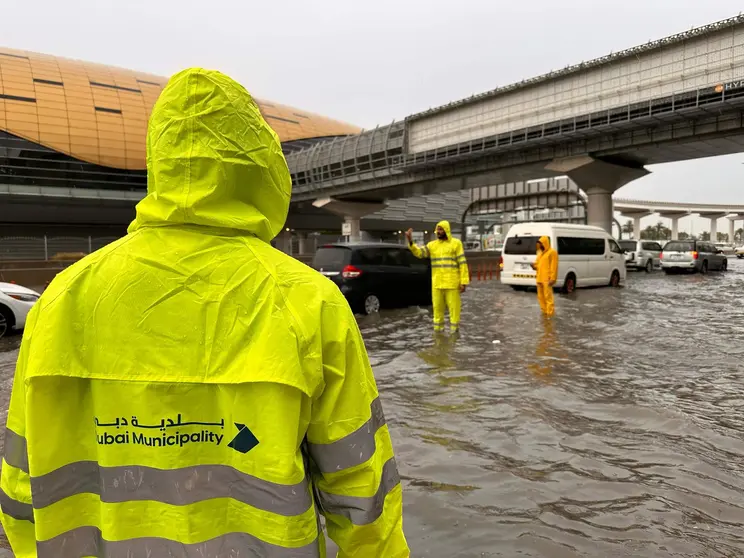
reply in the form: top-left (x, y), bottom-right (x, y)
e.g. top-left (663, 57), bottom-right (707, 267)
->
top-left (0, 47), bottom-right (360, 170)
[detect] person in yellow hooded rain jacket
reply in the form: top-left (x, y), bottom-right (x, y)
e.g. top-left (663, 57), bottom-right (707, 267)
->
top-left (531, 235), bottom-right (559, 316)
top-left (406, 222), bottom-right (469, 332)
top-left (0, 68), bottom-right (410, 558)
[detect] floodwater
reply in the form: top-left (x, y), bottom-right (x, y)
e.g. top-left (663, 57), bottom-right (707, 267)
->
top-left (1, 260), bottom-right (744, 557)
top-left (356, 258), bottom-right (744, 557)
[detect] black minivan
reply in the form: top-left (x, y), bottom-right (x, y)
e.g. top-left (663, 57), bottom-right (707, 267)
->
top-left (311, 243), bottom-right (432, 314)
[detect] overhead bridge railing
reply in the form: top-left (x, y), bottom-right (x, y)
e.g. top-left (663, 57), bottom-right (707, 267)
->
top-left (402, 85), bottom-right (744, 169)
top-left (286, 83), bottom-right (744, 194)
top-left (286, 121), bottom-right (406, 194)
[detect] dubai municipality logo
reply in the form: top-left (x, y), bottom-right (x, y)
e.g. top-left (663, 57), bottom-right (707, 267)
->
top-left (95, 414), bottom-right (260, 454)
top-left (228, 423), bottom-right (260, 454)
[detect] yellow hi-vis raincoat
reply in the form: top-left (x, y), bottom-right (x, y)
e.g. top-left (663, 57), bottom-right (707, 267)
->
top-left (535, 235), bottom-right (558, 316)
top-left (0, 68), bottom-right (409, 558)
top-left (409, 221), bottom-right (469, 331)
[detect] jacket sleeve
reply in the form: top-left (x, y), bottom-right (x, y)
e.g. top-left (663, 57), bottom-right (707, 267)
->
top-left (306, 296), bottom-right (409, 558)
top-left (408, 241), bottom-right (429, 259)
top-left (1, 309), bottom-right (38, 558)
top-left (550, 251), bottom-right (559, 282)
top-left (456, 241), bottom-right (469, 286)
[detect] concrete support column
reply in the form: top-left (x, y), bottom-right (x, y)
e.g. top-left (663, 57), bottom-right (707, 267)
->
top-left (546, 155), bottom-right (650, 234)
top-left (344, 217), bottom-right (361, 242)
top-left (700, 213), bottom-right (726, 242)
top-left (585, 188), bottom-right (614, 233)
top-left (297, 232), bottom-right (308, 255)
top-left (729, 218), bottom-right (736, 244)
top-left (277, 228), bottom-right (292, 254)
top-left (671, 218), bottom-right (679, 241)
top-left (634, 216), bottom-right (643, 240)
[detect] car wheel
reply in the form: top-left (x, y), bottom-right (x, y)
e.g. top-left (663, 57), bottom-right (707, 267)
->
top-left (562, 273), bottom-right (576, 294)
top-left (645, 259), bottom-right (653, 273)
top-left (363, 294), bottom-right (381, 315)
top-left (700, 261), bottom-right (708, 274)
top-left (610, 270), bottom-right (621, 287)
top-left (0, 313), bottom-right (7, 340)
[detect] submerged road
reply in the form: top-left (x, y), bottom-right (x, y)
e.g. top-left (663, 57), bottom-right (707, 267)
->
top-left (1, 260), bottom-right (744, 556)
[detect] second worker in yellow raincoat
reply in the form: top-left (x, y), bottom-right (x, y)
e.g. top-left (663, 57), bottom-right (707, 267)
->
top-left (0, 68), bottom-right (409, 558)
top-left (406, 221), bottom-right (469, 332)
top-left (532, 235), bottom-right (559, 316)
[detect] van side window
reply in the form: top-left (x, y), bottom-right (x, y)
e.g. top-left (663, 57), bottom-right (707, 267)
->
top-left (609, 239), bottom-right (623, 254)
top-left (557, 236), bottom-right (605, 255)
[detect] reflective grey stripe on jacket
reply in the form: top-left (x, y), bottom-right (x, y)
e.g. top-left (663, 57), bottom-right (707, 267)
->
top-left (4, 428), bottom-right (29, 473)
top-left (30, 462), bottom-right (312, 515)
top-left (306, 397), bottom-right (386, 473)
top-left (315, 457), bottom-right (400, 526)
top-left (0, 487), bottom-right (34, 522)
top-left (37, 526), bottom-right (321, 558)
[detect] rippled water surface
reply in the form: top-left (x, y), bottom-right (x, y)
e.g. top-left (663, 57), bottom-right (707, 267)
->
top-left (1, 261), bottom-right (744, 557)
top-left (357, 259), bottom-right (744, 557)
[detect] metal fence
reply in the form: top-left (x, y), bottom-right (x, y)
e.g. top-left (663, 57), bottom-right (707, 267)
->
top-left (0, 236), bottom-right (120, 261)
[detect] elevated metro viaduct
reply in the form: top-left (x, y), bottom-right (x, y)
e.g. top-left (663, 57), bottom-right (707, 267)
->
top-left (286, 14), bottom-right (744, 236)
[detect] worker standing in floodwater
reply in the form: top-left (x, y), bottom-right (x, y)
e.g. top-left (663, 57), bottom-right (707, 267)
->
top-left (532, 235), bottom-right (559, 316)
top-left (406, 221), bottom-right (469, 332)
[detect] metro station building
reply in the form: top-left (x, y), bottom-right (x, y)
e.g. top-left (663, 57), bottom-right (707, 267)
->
top-left (0, 47), bottom-right (361, 239)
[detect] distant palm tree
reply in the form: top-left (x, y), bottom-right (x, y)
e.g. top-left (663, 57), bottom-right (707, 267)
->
top-left (621, 220), bottom-right (634, 238)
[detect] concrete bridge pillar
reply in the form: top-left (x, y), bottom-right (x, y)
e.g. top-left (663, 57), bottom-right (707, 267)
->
top-left (700, 213), bottom-right (726, 241)
top-left (729, 218), bottom-right (735, 244)
top-left (634, 216), bottom-right (643, 239)
top-left (297, 232), bottom-right (309, 255)
top-left (657, 212), bottom-right (689, 241)
top-left (546, 156), bottom-right (649, 234)
top-left (671, 218), bottom-right (679, 241)
top-left (312, 197), bottom-right (386, 243)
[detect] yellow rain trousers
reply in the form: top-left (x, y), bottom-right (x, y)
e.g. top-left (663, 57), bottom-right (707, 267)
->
top-left (409, 221), bottom-right (469, 331)
top-left (535, 235), bottom-right (559, 316)
top-left (0, 69), bottom-right (409, 558)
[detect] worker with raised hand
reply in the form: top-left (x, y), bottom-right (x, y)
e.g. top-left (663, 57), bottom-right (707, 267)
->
top-left (406, 221), bottom-right (469, 332)
top-left (0, 68), bottom-right (409, 558)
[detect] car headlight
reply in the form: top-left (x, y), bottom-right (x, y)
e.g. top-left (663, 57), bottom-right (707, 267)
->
top-left (3, 292), bottom-right (39, 302)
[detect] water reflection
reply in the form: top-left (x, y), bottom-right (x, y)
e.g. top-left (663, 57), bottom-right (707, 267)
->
top-left (361, 260), bottom-right (744, 557)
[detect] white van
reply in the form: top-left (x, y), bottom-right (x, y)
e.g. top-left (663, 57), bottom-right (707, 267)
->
top-left (499, 223), bottom-right (626, 293)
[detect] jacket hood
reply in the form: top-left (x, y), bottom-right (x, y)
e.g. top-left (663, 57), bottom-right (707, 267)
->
top-left (538, 235), bottom-right (551, 251)
top-left (128, 68), bottom-right (291, 242)
top-left (436, 220), bottom-right (452, 239)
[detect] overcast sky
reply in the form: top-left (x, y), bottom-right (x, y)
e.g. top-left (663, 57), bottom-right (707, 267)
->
top-left (4, 0), bottom-right (744, 233)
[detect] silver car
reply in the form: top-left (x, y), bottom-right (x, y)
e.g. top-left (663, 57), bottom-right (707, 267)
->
top-left (619, 240), bottom-right (662, 272)
top-left (661, 240), bottom-right (727, 274)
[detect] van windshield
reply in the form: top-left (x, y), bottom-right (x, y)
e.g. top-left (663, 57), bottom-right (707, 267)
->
top-left (664, 241), bottom-right (694, 253)
top-left (504, 236), bottom-right (539, 255)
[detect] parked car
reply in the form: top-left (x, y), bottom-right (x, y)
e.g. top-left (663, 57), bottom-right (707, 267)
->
top-left (311, 243), bottom-right (431, 314)
top-left (500, 223), bottom-right (626, 293)
top-left (715, 242), bottom-right (736, 255)
top-left (0, 282), bottom-right (41, 339)
top-left (619, 240), bottom-right (662, 272)
top-left (661, 240), bottom-right (727, 273)
top-left (735, 245), bottom-right (744, 259)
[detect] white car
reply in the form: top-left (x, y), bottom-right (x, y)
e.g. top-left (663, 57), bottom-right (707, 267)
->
top-left (0, 282), bottom-right (41, 338)
top-left (736, 246), bottom-right (744, 259)
top-left (499, 222), bottom-right (626, 293)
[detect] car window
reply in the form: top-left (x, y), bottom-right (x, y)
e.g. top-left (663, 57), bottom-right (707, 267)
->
top-left (652, 242), bottom-right (663, 251)
top-left (382, 248), bottom-right (408, 267)
top-left (619, 241), bottom-right (637, 252)
top-left (557, 236), bottom-right (605, 256)
top-left (609, 239), bottom-right (623, 254)
top-left (664, 241), bottom-right (694, 252)
top-left (405, 250), bottom-right (429, 269)
top-left (504, 236), bottom-right (539, 255)
top-left (312, 247), bottom-right (351, 270)
top-left (355, 248), bottom-right (385, 265)
top-left (641, 242), bottom-right (657, 251)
